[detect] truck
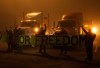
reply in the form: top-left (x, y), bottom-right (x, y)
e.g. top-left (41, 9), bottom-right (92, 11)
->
top-left (53, 13), bottom-right (83, 35)
top-left (19, 12), bottom-right (43, 35)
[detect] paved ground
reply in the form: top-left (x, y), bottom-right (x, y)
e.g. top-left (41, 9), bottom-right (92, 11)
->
top-left (0, 43), bottom-right (100, 68)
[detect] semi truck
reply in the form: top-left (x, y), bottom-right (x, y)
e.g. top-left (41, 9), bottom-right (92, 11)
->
top-left (53, 13), bottom-right (83, 35)
top-left (18, 12), bottom-right (43, 35)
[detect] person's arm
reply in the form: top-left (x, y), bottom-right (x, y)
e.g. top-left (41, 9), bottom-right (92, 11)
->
top-left (44, 24), bottom-right (46, 31)
top-left (81, 26), bottom-right (88, 34)
top-left (5, 27), bottom-right (8, 32)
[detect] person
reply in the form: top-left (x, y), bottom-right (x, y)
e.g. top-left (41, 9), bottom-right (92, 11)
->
top-left (13, 26), bottom-right (22, 52)
top-left (59, 27), bottom-right (68, 55)
top-left (38, 24), bottom-right (47, 54)
top-left (6, 27), bottom-right (13, 52)
top-left (81, 26), bottom-right (96, 61)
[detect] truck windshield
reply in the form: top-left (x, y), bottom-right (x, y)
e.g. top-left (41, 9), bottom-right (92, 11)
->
top-left (20, 20), bottom-right (39, 27)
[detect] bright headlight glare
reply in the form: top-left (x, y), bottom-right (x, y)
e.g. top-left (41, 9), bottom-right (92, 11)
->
top-left (34, 27), bottom-right (39, 32)
top-left (92, 27), bottom-right (97, 34)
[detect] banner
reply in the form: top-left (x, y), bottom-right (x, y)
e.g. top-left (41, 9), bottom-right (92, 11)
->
top-left (18, 35), bottom-right (85, 46)
top-left (0, 34), bottom-right (85, 46)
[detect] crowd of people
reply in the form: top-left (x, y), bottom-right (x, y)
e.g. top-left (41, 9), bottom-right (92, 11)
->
top-left (6, 26), bottom-right (23, 52)
top-left (5, 24), bottom-right (96, 61)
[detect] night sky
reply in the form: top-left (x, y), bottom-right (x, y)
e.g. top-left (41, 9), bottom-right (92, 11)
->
top-left (0, 0), bottom-right (100, 30)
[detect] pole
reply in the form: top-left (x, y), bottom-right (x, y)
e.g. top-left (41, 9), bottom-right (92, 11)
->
top-left (14, 0), bottom-right (16, 27)
top-left (47, 13), bottom-right (50, 34)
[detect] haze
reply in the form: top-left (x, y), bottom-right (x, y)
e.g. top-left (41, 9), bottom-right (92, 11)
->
top-left (0, 0), bottom-right (100, 30)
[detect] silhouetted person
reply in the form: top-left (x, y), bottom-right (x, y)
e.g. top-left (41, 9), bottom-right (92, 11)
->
top-left (13, 26), bottom-right (21, 52)
top-left (59, 27), bottom-right (68, 55)
top-left (6, 27), bottom-right (13, 52)
top-left (81, 26), bottom-right (96, 61)
top-left (15, 28), bottom-right (23, 52)
top-left (38, 24), bottom-right (47, 54)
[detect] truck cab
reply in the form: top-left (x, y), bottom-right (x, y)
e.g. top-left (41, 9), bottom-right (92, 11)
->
top-left (54, 13), bottom-right (83, 35)
top-left (19, 12), bottom-right (43, 35)
top-left (19, 20), bottom-right (40, 35)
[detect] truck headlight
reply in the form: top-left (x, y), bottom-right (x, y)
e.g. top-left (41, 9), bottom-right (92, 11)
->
top-left (34, 27), bottom-right (39, 33)
top-left (92, 27), bottom-right (98, 34)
